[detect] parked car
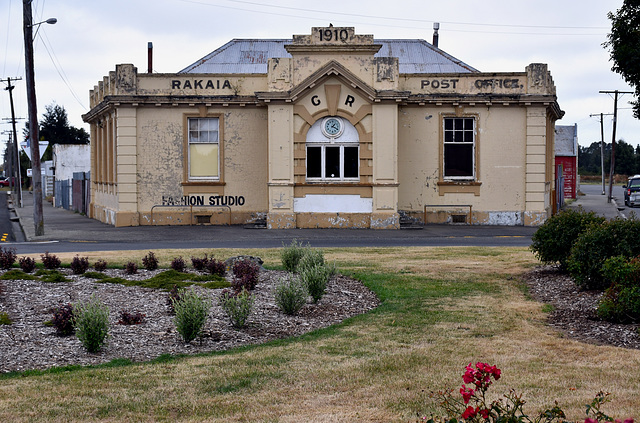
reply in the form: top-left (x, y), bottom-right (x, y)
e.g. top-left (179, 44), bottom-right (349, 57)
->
top-left (623, 175), bottom-right (640, 207)
top-left (0, 177), bottom-right (13, 187)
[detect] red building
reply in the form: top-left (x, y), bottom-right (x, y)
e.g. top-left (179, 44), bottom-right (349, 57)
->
top-left (554, 124), bottom-right (578, 200)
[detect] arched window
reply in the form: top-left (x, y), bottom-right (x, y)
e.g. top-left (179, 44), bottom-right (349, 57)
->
top-left (306, 116), bottom-right (359, 181)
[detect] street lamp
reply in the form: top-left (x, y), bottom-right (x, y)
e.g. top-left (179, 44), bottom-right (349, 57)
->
top-left (23, 0), bottom-right (56, 236)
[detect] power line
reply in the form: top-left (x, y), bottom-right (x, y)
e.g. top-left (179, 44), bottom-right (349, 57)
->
top-left (36, 30), bottom-right (87, 110)
top-left (179, 0), bottom-right (608, 35)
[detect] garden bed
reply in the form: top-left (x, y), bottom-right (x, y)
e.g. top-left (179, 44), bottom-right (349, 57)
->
top-left (0, 267), bottom-right (379, 373)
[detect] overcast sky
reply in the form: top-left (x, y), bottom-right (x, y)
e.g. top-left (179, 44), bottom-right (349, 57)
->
top-left (1, 0), bottom-right (638, 159)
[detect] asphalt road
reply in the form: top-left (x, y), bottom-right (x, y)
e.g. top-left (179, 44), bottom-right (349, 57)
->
top-left (0, 193), bottom-right (15, 243)
top-left (7, 226), bottom-right (537, 255)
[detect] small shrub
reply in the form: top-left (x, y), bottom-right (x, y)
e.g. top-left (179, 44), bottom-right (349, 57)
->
top-left (70, 255), bottom-right (90, 275)
top-left (191, 254), bottom-right (209, 271)
top-left (0, 269), bottom-right (36, 281)
top-left (274, 275), bottom-right (307, 315)
top-left (171, 256), bottom-right (187, 273)
top-left (0, 312), bottom-right (12, 325)
top-left (39, 270), bottom-right (70, 283)
top-left (94, 259), bottom-right (108, 272)
top-left (297, 248), bottom-right (325, 273)
top-left (51, 303), bottom-right (75, 336)
top-left (172, 288), bottom-right (211, 343)
top-left (166, 284), bottom-right (183, 314)
top-left (568, 218), bottom-right (640, 290)
top-left (205, 258), bottom-right (226, 277)
top-left (219, 288), bottom-right (254, 328)
top-left (74, 295), bottom-right (110, 353)
top-left (142, 251), bottom-right (159, 271)
top-left (231, 259), bottom-right (260, 292)
top-left (41, 252), bottom-right (61, 270)
top-left (124, 261), bottom-right (138, 275)
top-left (117, 310), bottom-right (146, 325)
top-left (19, 256), bottom-right (36, 273)
top-left (280, 239), bottom-right (308, 272)
top-left (530, 208), bottom-right (605, 269)
top-left (597, 255), bottom-right (640, 322)
top-left (0, 247), bottom-right (17, 270)
top-left (299, 263), bottom-right (335, 303)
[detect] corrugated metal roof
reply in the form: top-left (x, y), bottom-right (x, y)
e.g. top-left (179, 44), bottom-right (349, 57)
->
top-left (555, 124), bottom-right (578, 156)
top-left (179, 39), bottom-right (478, 74)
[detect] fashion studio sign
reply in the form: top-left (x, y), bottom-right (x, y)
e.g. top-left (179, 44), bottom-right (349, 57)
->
top-left (161, 195), bottom-right (246, 207)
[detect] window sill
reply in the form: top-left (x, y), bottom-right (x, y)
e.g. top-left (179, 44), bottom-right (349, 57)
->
top-left (182, 181), bottom-right (226, 186)
top-left (437, 180), bottom-right (481, 196)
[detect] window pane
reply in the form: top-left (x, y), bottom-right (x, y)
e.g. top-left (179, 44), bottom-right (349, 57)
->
top-left (444, 118), bottom-right (453, 131)
top-left (307, 146), bottom-right (321, 178)
top-left (325, 146), bottom-right (340, 178)
top-left (444, 144), bottom-right (473, 177)
top-left (190, 144), bottom-right (219, 178)
top-left (344, 147), bottom-right (358, 178)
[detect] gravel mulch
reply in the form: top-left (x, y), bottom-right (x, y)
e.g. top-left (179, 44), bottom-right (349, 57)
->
top-left (522, 265), bottom-right (640, 350)
top-left (0, 268), bottom-right (379, 373)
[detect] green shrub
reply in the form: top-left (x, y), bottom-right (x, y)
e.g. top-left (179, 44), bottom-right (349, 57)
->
top-left (597, 256), bottom-right (640, 322)
top-left (530, 208), bottom-right (605, 269)
top-left (0, 312), bottom-right (12, 325)
top-left (38, 270), bottom-right (69, 283)
top-left (299, 263), bottom-right (335, 303)
top-left (280, 239), bottom-right (308, 272)
top-left (172, 288), bottom-right (211, 343)
top-left (297, 248), bottom-right (325, 273)
top-left (568, 218), bottom-right (640, 290)
top-left (219, 289), bottom-right (254, 328)
top-left (74, 296), bottom-right (110, 352)
top-left (274, 275), bottom-right (308, 315)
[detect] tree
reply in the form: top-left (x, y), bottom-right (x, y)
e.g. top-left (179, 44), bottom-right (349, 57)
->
top-left (39, 103), bottom-right (89, 146)
top-left (604, 0), bottom-right (640, 118)
top-left (615, 139), bottom-right (636, 175)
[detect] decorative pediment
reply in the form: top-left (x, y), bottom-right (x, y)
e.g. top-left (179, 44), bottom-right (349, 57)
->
top-left (257, 60), bottom-right (408, 104)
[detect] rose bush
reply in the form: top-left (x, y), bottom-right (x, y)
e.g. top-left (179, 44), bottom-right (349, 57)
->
top-left (421, 362), bottom-right (634, 423)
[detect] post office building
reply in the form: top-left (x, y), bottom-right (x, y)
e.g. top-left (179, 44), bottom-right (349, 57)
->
top-left (82, 26), bottom-right (563, 228)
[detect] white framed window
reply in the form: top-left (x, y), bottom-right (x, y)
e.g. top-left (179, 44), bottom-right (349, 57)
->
top-left (443, 117), bottom-right (475, 179)
top-left (306, 117), bottom-right (359, 181)
top-left (188, 117), bottom-right (219, 180)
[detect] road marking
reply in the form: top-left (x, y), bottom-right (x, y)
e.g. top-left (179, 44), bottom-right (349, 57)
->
top-left (69, 240), bottom-right (98, 243)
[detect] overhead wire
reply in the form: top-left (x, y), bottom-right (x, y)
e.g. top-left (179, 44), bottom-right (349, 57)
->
top-left (179, 0), bottom-right (608, 35)
top-left (36, 29), bottom-right (87, 111)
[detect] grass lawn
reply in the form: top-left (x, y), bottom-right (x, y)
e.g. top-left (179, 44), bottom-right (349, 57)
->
top-left (0, 246), bottom-right (639, 422)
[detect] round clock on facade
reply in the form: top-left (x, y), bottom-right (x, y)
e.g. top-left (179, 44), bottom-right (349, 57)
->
top-left (321, 116), bottom-right (344, 138)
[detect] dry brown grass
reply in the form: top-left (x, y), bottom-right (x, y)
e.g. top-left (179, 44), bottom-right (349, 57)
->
top-left (1, 247), bottom-right (639, 422)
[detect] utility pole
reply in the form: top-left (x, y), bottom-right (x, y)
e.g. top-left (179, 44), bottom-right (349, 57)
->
top-left (590, 112), bottom-right (613, 195)
top-left (23, 0), bottom-right (44, 235)
top-left (599, 90), bottom-right (633, 203)
top-left (2, 77), bottom-right (23, 207)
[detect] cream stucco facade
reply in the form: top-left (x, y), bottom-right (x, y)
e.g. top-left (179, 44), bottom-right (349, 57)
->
top-left (83, 27), bottom-right (563, 228)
